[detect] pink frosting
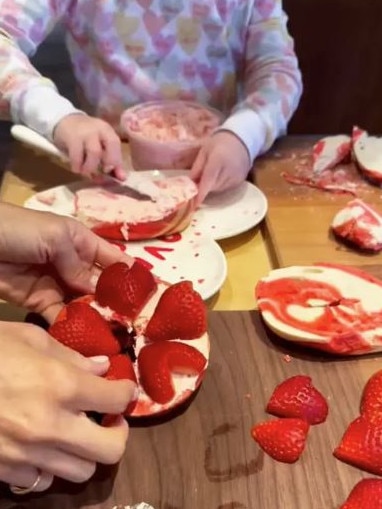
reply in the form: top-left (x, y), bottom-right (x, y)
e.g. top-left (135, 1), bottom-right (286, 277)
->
top-left (74, 175), bottom-right (198, 225)
top-left (124, 103), bottom-right (221, 142)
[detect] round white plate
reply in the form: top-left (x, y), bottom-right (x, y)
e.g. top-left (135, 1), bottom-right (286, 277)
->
top-left (24, 186), bottom-right (227, 300)
top-left (115, 229), bottom-right (227, 300)
top-left (193, 181), bottom-right (268, 240)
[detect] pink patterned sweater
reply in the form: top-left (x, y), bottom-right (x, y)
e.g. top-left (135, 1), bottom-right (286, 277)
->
top-left (0, 0), bottom-right (302, 161)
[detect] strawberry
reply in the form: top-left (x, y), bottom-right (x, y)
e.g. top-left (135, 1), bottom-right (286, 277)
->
top-left (334, 416), bottom-right (382, 476)
top-left (339, 479), bottom-right (382, 509)
top-left (105, 354), bottom-right (137, 384)
top-left (103, 354), bottom-right (137, 417)
top-left (251, 418), bottom-right (310, 463)
top-left (360, 370), bottom-right (382, 421)
top-left (266, 375), bottom-right (329, 425)
top-left (145, 281), bottom-right (207, 341)
top-left (138, 341), bottom-right (207, 404)
top-left (95, 261), bottom-right (157, 319)
top-left (49, 302), bottom-right (120, 357)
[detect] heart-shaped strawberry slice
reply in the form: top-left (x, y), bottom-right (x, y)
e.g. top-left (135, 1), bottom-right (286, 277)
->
top-left (104, 354), bottom-right (138, 416)
top-left (251, 417), bottom-right (310, 464)
top-left (49, 301), bottom-right (120, 357)
top-left (360, 370), bottom-right (382, 421)
top-left (96, 261), bottom-right (157, 319)
top-left (266, 375), bottom-right (328, 425)
top-left (105, 354), bottom-right (137, 384)
top-left (334, 415), bottom-right (382, 476)
top-left (339, 479), bottom-right (382, 509)
top-left (138, 341), bottom-right (207, 404)
top-left (145, 280), bottom-right (207, 341)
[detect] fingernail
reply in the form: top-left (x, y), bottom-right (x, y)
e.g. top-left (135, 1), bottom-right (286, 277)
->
top-left (90, 355), bottom-right (110, 364)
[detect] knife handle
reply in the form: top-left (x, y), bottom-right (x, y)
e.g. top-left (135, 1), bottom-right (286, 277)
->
top-left (11, 125), bottom-right (69, 163)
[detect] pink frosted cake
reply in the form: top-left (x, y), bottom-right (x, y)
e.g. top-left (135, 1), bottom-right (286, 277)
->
top-left (74, 175), bottom-right (198, 241)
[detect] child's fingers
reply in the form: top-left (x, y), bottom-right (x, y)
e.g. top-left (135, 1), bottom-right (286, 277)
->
top-left (195, 158), bottom-right (219, 204)
top-left (190, 147), bottom-right (207, 183)
top-left (101, 131), bottom-right (125, 179)
top-left (68, 139), bottom-right (85, 175)
top-left (82, 136), bottom-right (103, 176)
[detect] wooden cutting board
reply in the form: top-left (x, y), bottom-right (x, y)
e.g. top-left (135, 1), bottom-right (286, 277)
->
top-left (254, 135), bottom-right (382, 268)
top-left (2, 302), bottom-right (381, 509)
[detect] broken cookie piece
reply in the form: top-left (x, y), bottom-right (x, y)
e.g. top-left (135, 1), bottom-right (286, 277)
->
top-left (331, 198), bottom-right (382, 252)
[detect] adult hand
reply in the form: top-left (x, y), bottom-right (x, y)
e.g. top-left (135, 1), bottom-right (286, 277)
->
top-left (0, 203), bottom-right (134, 322)
top-left (190, 131), bottom-right (251, 204)
top-left (53, 113), bottom-right (126, 180)
top-left (0, 321), bottom-right (135, 491)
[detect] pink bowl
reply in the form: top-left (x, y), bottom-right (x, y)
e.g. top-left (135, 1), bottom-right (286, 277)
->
top-left (120, 100), bottom-right (223, 170)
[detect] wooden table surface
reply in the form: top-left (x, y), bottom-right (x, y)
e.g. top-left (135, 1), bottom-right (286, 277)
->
top-left (1, 306), bottom-right (380, 509)
top-left (1, 136), bottom-right (382, 508)
top-left (255, 136), bottom-right (382, 268)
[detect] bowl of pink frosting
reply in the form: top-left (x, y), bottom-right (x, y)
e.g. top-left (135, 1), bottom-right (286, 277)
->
top-left (120, 100), bottom-right (223, 170)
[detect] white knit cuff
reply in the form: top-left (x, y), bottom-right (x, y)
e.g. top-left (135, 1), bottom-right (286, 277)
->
top-left (11, 85), bottom-right (85, 141)
top-left (218, 108), bottom-right (267, 162)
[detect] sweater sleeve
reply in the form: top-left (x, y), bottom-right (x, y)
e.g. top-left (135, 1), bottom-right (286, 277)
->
top-left (219, 0), bottom-right (303, 162)
top-left (0, 0), bottom-right (83, 140)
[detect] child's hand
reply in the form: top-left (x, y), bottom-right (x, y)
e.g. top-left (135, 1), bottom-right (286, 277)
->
top-left (190, 131), bottom-right (251, 204)
top-left (53, 114), bottom-right (126, 180)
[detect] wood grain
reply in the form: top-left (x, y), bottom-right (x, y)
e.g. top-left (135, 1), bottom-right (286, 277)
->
top-left (254, 136), bottom-right (382, 268)
top-left (0, 310), bottom-right (379, 509)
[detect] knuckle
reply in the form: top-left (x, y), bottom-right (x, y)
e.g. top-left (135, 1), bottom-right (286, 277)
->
top-left (19, 409), bottom-right (55, 445)
top-left (104, 438), bottom-right (126, 465)
top-left (41, 360), bottom-right (77, 404)
top-left (74, 462), bottom-right (96, 483)
top-left (87, 146), bottom-right (102, 157)
top-left (22, 323), bottom-right (49, 348)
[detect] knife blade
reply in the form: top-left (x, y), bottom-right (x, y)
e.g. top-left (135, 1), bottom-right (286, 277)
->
top-left (10, 124), bottom-right (162, 201)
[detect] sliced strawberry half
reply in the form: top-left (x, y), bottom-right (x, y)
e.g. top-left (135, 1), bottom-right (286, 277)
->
top-left (360, 370), bottom-right (382, 421)
top-left (266, 375), bottom-right (328, 425)
top-left (339, 479), bottom-right (382, 509)
top-left (49, 301), bottom-right (120, 357)
top-left (105, 354), bottom-right (137, 384)
top-left (95, 261), bottom-right (157, 320)
top-left (104, 354), bottom-right (138, 417)
top-left (334, 415), bottom-right (382, 476)
top-left (145, 281), bottom-right (207, 341)
top-left (251, 417), bottom-right (310, 463)
top-left (138, 341), bottom-right (207, 404)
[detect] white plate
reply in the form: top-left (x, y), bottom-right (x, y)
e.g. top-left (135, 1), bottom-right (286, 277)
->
top-left (115, 229), bottom-right (227, 300)
top-left (24, 186), bottom-right (227, 300)
top-left (193, 181), bottom-right (268, 240)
